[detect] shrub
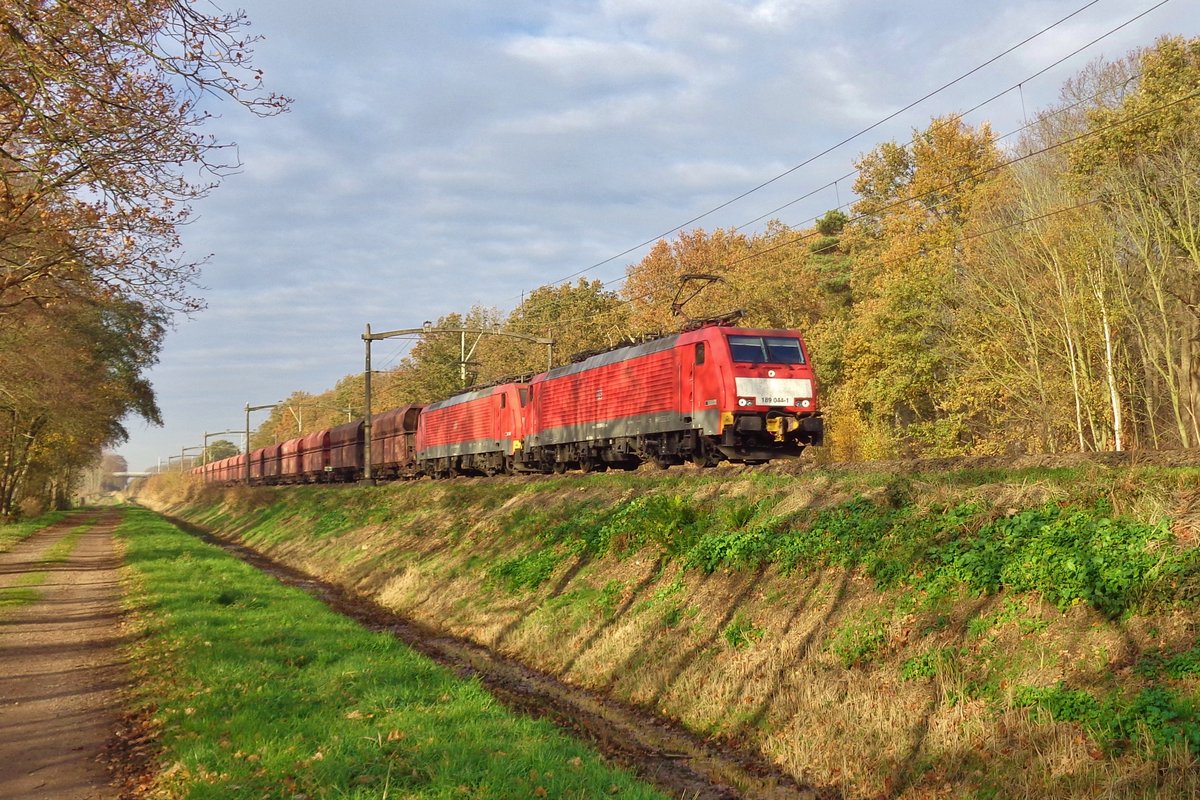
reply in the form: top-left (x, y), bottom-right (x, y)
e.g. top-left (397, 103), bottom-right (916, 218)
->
top-left (489, 548), bottom-right (564, 592)
top-left (723, 613), bottom-right (764, 649)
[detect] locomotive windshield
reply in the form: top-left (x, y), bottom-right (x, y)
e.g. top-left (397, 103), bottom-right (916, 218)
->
top-left (727, 335), bottom-right (806, 364)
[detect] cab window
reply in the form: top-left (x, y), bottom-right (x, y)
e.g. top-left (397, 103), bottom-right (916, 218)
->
top-left (727, 335), bottom-right (806, 364)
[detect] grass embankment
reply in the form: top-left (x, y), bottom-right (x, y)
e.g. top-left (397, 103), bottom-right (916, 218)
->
top-left (116, 506), bottom-right (666, 799)
top-left (0, 512), bottom-right (91, 614)
top-left (138, 462), bottom-right (1200, 799)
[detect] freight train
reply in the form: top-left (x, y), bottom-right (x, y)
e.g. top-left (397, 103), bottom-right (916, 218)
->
top-left (195, 322), bottom-right (823, 484)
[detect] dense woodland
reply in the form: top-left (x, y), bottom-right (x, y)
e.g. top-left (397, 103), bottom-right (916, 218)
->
top-left (0, 0), bottom-right (286, 519)
top-left (260, 36), bottom-right (1200, 463)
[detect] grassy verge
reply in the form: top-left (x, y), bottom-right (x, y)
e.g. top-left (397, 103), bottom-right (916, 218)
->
top-left (136, 463), bottom-right (1200, 798)
top-left (116, 506), bottom-right (667, 800)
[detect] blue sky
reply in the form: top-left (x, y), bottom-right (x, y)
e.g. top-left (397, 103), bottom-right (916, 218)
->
top-left (120, 0), bottom-right (1198, 471)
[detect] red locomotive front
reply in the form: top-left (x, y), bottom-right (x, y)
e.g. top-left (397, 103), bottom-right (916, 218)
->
top-left (679, 326), bottom-right (823, 462)
top-left (524, 324), bottom-right (822, 469)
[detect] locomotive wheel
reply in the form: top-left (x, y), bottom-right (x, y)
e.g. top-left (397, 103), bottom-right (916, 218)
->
top-left (653, 456), bottom-right (673, 470)
top-left (553, 461), bottom-right (567, 474)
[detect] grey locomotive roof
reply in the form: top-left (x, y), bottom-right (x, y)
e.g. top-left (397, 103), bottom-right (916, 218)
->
top-left (541, 333), bottom-right (682, 381)
top-left (425, 384), bottom-right (503, 412)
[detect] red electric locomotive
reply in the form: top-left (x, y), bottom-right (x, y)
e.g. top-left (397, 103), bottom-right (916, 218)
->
top-left (414, 385), bottom-right (526, 477)
top-left (518, 325), bottom-right (822, 471)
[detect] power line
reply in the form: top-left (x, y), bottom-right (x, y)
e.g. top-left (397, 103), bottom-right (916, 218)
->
top-left (736, 65), bottom-right (1142, 235)
top-left (733, 0), bottom-right (1167, 232)
top-left (841, 165), bottom-right (1200, 275)
top-left (533, 85), bottom-right (1198, 332)
top-left (377, 336), bottom-right (416, 370)
top-left (720, 87), bottom-right (1200, 272)
top-left (522, 0), bottom-right (1117, 292)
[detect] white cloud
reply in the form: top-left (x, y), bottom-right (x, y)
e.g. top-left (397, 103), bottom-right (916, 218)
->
top-left (502, 34), bottom-right (688, 83)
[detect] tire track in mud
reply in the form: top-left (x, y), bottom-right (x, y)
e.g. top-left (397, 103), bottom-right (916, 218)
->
top-left (159, 512), bottom-right (836, 800)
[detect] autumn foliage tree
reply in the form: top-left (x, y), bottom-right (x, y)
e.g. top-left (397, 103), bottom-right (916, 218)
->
top-left (1068, 36), bottom-right (1200, 449)
top-left (822, 117), bottom-right (1002, 459)
top-left (1, 0), bottom-right (288, 312)
top-left (0, 0), bottom-right (286, 516)
top-left (0, 297), bottom-right (163, 517)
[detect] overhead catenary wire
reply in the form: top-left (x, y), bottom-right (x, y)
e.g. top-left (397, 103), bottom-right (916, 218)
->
top-left (735, 66), bottom-right (1144, 235)
top-left (521, 0), bottom-right (1146, 293)
top-left (717, 87), bottom-right (1200, 275)
top-left (377, 336), bottom-right (416, 371)
top-left (733, 0), bottom-right (1168, 232)
top-left (395, 2), bottom-right (1179, 361)
top-left (404, 91), bottom-right (1192, 374)
top-left (528, 86), bottom-right (1199, 334)
top-left (821, 162), bottom-right (1200, 278)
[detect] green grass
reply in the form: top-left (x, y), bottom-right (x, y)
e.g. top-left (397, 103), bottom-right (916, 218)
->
top-left (116, 506), bottom-right (668, 800)
top-left (0, 578), bottom-right (43, 612)
top-left (470, 478), bottom-right (1196, 620)
top-left (684, 495), bottom-right (1192, 618)
top-left (170, 463), bottom-right (1200, 622)
top-left (144, 462), bottom-right (1200, 798)
top-left (1014, 681), bottom-right (1200, 756)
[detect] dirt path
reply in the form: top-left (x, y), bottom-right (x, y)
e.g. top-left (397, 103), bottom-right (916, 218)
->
top-left (0, 510), bottom-right (127, 800)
